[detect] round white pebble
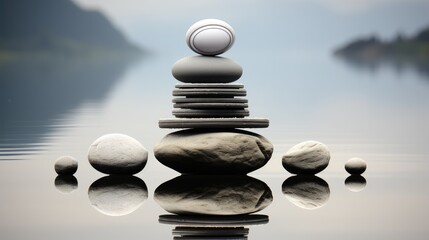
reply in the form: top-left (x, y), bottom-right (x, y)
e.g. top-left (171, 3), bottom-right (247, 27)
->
top-left (345, 157), bottom-right (367, 175)
top-left (54, 156), bottom-right (78, 175)
top-left (186, 19), bottom-right (235, 56)
top-left (88, 133), bottom-right (148, 175)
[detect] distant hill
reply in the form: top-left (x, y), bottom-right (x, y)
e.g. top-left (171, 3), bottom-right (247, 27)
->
top-left (334, 25), bottom-right (429, 64)
top-left (0, 0), bottom-right (142, 60)
top-left (334, 25), bottom-right (429, 77)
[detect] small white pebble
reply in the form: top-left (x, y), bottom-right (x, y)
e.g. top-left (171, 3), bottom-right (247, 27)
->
top-left (345, 157), bottom-right (367, 175)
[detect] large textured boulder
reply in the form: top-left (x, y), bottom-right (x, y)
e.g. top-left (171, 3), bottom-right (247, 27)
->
top-left (88, 176), bottom-right (148, 216)
top-left (282, 141), bottom-right (330, 175)
top-left (154, 175), bottom-right (273, 215)
top-left (154, 129), bottom-right (273, 174)
top-left (282, 175), bottom-right (330, 210)
top-left (88, 133), bottom-right (148, 175)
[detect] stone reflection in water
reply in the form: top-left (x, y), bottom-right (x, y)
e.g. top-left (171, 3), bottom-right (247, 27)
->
top-left (54, 175), bottom-right (78, 194)
top-left (159, 214), bottom-right (269, 240)
top-left (345, 175), bottom-right (367, 192)
top-left (154, 175), bottom-right (273, 215)
top-left (282, 175), bottom-right (330, 210)
top-left (88, 175), bottom-right (148, 216)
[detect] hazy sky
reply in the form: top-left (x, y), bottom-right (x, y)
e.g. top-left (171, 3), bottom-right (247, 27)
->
top-left (72, 0), bottom-right (429, 54)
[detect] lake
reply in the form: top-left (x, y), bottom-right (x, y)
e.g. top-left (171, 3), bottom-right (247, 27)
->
top-left (1, 49), bottom-right (428, 240)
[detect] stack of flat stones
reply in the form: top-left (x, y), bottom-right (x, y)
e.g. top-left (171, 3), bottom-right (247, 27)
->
top-left (155, 19), bottom-right (273, 175)
top-left (159, 19), bottom-right (268, 129)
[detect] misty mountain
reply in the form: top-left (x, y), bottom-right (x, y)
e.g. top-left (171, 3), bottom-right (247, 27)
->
top-left (0, 0), bottom-right (141, 56)
top-left (334, 25), bottom-right (429, 61)
top-left (334, 25), bottom-right (429, 78)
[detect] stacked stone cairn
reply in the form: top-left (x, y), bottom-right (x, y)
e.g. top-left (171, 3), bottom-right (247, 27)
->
top-left (154, 19), bottom-right (274, 175)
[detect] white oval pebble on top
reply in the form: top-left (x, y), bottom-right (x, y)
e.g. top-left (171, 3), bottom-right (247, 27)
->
top-left (345, 157), bottom-right (367, 175)
top-left (186, 19), bottom-right (235, 56)
top-left (54, 156), bottom-right (78, 175)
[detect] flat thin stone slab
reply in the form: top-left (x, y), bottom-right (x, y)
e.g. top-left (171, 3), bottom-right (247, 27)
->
top-left (176, 83), bottom-right (244, 89)
top-left (173, 227), bottom-right (248, 237)
top-left (174, 102), bottom-right (248, 109)
top-left (173, 98), bottom-right (248, 104)
top-left (172, 56), bottom-right (243, 83)
top-left (173, 109), bottom-right (249, 118)
top-left (159, 118), bottom-right (269, 128)
top-left (159, 214), bottom-right (269, 226)
top-left (173, 88), bottom-right (246, 97)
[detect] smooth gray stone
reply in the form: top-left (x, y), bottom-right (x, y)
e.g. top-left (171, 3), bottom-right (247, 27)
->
top-left (345, 157), bottom-right (367, 175)
top-left (282, 141), bottom-right (330, 175)
top-left (173, 88), bottom-right (246, 97)
top-left (345, 175), bottom-right (367, 192)
top-left (154, 175), bottom-right (273, 215)
top-left (172, 56), bottom-right (243, 83)
top-left (174, 102), bottom-right (248, 109)
top-left (176, 83), bottom-right (244, 89)
top-left (159, 214), bottom-right (269, 226)
top-left (172, 109), bottom-right (249, 118)
top-left (54, 175), bottom-right (78, 194)
top-left (88, 176), bottom-right (148, 216)
top-left (173, 97), bottom-right (248, 103)
top-left (154, 129), bottom-right (273, 174)
top-left (282, 175), bottom-right (330, 210)
top-left (54, 156), bottom-right (78, 175)
top-left (88, 133), bottom-right (148, 175)
top-left (158, 118), bottom-right (269, 129)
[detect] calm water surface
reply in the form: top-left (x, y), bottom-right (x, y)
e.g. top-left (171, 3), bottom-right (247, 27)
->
top-left (1, 51), bottom-right (428, 239)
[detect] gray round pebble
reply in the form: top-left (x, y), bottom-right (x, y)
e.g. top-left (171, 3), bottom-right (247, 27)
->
top-left (172, 56), bottom-right (242, 83)
top-left (54, 156), bottom-right (78, 175)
